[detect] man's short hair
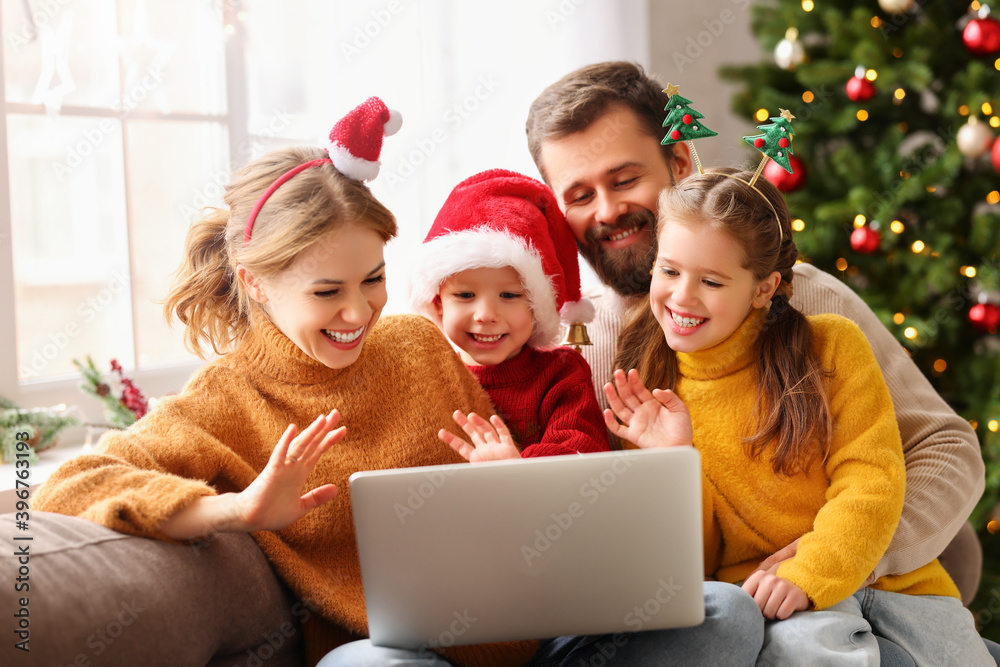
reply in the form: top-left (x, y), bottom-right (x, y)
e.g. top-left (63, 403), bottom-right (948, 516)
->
top-left (526, 61), bottom-right (675, 182)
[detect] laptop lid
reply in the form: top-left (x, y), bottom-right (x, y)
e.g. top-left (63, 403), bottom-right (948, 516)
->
top-left (349, 447), bottom-right (704, 650)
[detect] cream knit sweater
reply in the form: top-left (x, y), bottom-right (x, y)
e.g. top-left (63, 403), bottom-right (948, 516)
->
top-left (576, 262), bottom-right (985, 581)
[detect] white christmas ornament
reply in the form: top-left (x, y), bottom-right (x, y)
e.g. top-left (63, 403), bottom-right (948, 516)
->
top-left (878, 0), bottom-right (915, 13)
top-left (774, 27), bottom-right (805, 70)
top-left (957, 116), bottom-right (994, 158)
top-left (919, 89), bottom-right (940, 114)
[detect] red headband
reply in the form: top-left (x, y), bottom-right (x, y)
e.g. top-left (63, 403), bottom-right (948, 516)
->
top-left (243, 158), bottom-right (331, 245)
top-left (242, 97), bottom-right (402, 246)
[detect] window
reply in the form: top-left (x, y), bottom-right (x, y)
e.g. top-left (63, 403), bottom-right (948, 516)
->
top-left (1, 0), bottom-right (232, 409)
top-left (0, 0), bottom-right (649, 416)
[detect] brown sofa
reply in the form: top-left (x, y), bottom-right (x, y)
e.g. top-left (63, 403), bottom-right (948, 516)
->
top-left (0, 512), bottom-right (985, 667)
top-left (0, 512), bottom-right (303, 666)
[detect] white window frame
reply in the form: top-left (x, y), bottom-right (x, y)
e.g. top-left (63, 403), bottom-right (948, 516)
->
top-left (0, 0), bottom-right (662, 425)
top-left (0, 2), bottom-right (252, 418)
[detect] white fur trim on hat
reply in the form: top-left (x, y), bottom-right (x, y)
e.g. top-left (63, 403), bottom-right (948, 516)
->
top-left (408, 228), bottom-right (562, 348)
top-left (327, 142), bottom-right (380, 181)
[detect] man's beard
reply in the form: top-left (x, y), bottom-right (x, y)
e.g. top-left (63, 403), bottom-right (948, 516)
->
top-left (577, 209), bottom-right (657, 297)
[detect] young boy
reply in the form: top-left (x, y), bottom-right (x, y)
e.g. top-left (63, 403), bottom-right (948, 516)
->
top-left (409, 169), bottom-right (609, 460)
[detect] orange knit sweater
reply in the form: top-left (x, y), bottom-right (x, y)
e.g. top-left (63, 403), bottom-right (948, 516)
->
top-left (33, 313), bottom-right (538, 666)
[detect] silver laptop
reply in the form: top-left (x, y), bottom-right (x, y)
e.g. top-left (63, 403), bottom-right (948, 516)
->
top-left (349, 447), bottom-right (705, 650)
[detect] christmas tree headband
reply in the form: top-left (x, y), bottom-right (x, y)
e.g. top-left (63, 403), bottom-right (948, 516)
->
top-left (243, 97), bottom-right (402, 245)
top-left (661, 84), bottom-right (795, 242)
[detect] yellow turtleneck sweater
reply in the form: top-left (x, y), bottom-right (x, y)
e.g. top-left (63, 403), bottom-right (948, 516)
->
top-left (32, 313), bottom-right (538, 667)
top-left (673, 309), bottom-right (959, 611)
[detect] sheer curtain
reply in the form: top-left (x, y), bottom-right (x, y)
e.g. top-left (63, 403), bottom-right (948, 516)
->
top-left (0, 0), bottom-right (649, 410)
top-left (241, 0), bottom-right (651, 312)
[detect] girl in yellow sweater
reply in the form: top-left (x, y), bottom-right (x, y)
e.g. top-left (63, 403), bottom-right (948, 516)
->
top-left (605, 168), bottom-right (992, 665)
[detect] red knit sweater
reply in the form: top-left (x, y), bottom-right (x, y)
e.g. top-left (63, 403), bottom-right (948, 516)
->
top-left (467, 346), bottom-right (610, 457)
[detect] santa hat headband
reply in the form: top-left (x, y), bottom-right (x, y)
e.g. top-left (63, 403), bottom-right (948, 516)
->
top-left (408, 169), bottom-right (594, 349)
top-left (243, 96), bottom-right (402, 245)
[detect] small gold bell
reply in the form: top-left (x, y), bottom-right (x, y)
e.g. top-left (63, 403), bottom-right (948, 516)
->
top-left (561, 322), bottom-right (592, 353)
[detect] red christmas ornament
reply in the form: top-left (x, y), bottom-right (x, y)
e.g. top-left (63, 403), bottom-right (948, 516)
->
top-left (845, 75), bottom-right (876, 102)
top-left (683, 114), bottom-right (693, 124)
top-left (964, 16), bottom-right (1000, 56)
top-left (670, 129), bottom-right (680, 141)
top-left (969, 303), bottom-right (1000, 334)
top-left (991, 136), bottom-right (1000, 175)
top-left (754, 137), bottom-right (765, 149)
top-left (763, 154), bottom-right (807, 193)
top-left (850, 226), bottom-right (880, 254)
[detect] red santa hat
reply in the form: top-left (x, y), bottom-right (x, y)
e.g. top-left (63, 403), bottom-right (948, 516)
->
top-left (326, 96), bottom-right (402, 181)
top-left (409, 169), bottom-right (594, 349)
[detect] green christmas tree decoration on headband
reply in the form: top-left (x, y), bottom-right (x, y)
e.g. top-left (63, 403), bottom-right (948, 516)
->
top-left (661, 83), bottom-right (717, 174)
top-left (743, 108), bottom-right (796, 185)
top-left (658, 90), bottom-right (794, 244)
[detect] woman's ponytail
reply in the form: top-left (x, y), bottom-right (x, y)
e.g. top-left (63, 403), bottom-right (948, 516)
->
top-left (163, 208), bottom-right (246, 358)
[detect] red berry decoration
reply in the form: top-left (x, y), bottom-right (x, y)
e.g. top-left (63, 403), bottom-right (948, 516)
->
top-left (763, 154), bottom-right (807, 192)
top-left (964, 15), bottom-right (1000, 56)
top-left (670, 130), bottom-right (680, 141)
top-left (991, 136), bottom-right (1000, 175)
top-left (969, 303), bottom-right (1000, 334)
top-left (682, 114), bottom-right (693, 124)
top-left (109, 359), bottom-right (150, 420)
top-left (754, 137), bottom-right (765, 149)
top-left (845, 74), bottom-right (876, 102)
top-left (850, 226), bottom-right (880, 254)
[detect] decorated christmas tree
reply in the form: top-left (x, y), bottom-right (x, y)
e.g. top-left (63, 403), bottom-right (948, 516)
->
top-left (722, 0), bottom-right (1000, 631)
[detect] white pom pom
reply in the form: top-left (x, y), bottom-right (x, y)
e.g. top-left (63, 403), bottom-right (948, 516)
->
top-left (559, 297), bottom-right (596, 325)
top-left (384, 109), bottom-right (402, 137)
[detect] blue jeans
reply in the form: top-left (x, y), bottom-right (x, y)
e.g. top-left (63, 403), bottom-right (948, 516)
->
top-left (839, 637), bottom-right (999, 667)
top-left (986, 638), bottom-right (1000, 664)
top-left (318, 581), bottom-right (763, 666)
top-left (758, 588), bottom-right (995, 666)
top-left (527, 581), bottom-right (762, 666)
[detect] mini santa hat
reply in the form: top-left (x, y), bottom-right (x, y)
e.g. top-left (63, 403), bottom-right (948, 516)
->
top-left (326, 96), bottom-right (402, 181)
top-left (244, 97), bottom-right (401, 244)
top-left (409, 169), bottom-right (594, 349)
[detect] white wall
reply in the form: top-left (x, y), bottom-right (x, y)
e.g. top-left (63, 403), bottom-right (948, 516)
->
top-left (0, 0), bottom-right (768, 409)
top-left (648, 0), bottom-right (763, 169)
